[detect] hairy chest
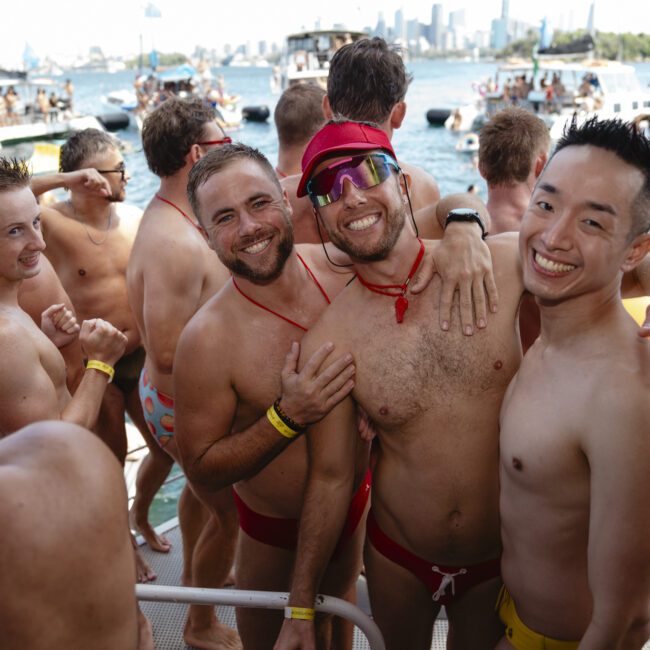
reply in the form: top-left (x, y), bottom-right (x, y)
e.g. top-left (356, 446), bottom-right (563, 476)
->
top-left (347, 302), bottom-right (521, 428)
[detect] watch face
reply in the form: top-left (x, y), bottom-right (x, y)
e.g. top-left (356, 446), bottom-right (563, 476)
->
top-left (448, 208), bottom-right (480, 218)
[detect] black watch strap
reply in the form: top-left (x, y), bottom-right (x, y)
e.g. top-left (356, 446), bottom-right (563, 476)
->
top-left (445, 211), bottom-right (487, 239)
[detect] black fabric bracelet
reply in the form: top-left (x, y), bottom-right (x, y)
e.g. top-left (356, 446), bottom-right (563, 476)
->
top-left (273, 399), bottom-right (307, 433)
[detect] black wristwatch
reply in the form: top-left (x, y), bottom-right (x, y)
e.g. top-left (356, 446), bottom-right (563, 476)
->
top-left (445, 208), bottom-right (487, 240)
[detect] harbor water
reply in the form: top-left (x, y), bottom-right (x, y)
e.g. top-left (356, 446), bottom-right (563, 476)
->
top-left (67, 59), bottom-right (650, 211)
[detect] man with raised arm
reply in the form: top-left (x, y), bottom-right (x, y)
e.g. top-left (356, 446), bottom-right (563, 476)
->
top-left (31, 128), bottom-right (173, 558)
top-left (127, 97), bottom-right (239, 650)
top-left (497, 118), bottom-right (650, 649)
top-left (274, 121), bottom-right (527, 650)
top-left (175, 130), bottom-right (497, 649)
top-left (0, 158), bottom-right (127, 436)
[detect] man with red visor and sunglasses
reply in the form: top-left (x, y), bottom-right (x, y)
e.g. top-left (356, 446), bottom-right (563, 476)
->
top-left (274, 120), bottom-right (527, 650)
top-left (173, 119), bottom-right (496, 649)
top-left (127, 97), bottom-right (239, 650)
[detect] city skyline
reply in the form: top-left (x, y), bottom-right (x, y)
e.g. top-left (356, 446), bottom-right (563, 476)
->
top-left (1, 0), bottom-right (648, 68)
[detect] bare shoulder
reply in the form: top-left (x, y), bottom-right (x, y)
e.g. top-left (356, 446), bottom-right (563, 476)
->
top-left (134, 203), bottom-right (205, 261)
top-left (116, 202), bottom-right (143, 222)
top-left (181, 283), bottom-right (233, 344)
top-left (582, 339), bottom-right (650, 452)
top-left (295, 243), bottom-right (354, 280)
top-left (0, 309), bottom-right (35, 344)
top-left (280, 173), bottom-right (300, 198)
top-left (40, 202), bottom-right (71, 224)
top-left (0, 313), bottom-right (45, 391)
top-left (487, 232), bottom-right (522, 273)
top-left (175, 284), bottom-right (237, 374)
top-left (301, 280), bottom-right (358, 357)
top-left (399, 160), bottom-right (441, 208)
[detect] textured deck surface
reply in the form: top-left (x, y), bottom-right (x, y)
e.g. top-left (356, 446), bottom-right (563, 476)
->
top-left (137, 523), bottom-right (450, 649)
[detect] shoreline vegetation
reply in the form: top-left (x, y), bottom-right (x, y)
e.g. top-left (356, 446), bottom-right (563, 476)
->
top-left (122, 30), bottom-right (649, 72)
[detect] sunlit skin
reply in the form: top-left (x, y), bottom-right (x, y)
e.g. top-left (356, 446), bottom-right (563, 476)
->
top-left (126, 118), bottom-right (238, 650)
top-left (177, 156), bottom-right (363, 649)
top-left (0, 188), bottom-right (45, 284)
top-left (275, 152), bottom-right (527, 650)
top-left (199, 159), bottom-right (295, 283)
top-left (497, 144), bottom-right (650, 647)
top-left (89, 148), bottom-right (130, 203)
top-left (311, 153), bottom-right (408, 263)
top-left (520, 145), bottom-right (646, 309)
top-left (0, 185), bottom-right (127, 437)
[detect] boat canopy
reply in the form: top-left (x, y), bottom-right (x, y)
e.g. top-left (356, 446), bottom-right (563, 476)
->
top-left (157, 64), bottom-right (198, 83)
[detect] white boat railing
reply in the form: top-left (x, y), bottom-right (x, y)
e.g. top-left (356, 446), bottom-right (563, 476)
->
top-left (136, 585), bottom-right (386, 650)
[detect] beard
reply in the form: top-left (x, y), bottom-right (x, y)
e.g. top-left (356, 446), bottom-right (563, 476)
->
top-left (220, 216), bottom-right (295, 283)
top-left (106, 189), bottom-right (125, 203)
top-left (323, 203), bottom-right (407, 262)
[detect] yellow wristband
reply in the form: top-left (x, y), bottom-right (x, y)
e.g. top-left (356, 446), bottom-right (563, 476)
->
top-left (267, 405), bottom-right (299, 439)
top-left (86, 359), bottom-right (115, 383)
top-left (284, 606), bottom-right (315, 621)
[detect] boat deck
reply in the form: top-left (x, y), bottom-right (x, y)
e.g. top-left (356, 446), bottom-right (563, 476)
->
top-left (137, 522), bottom-right (450, 649)
top-left (127, 431), bottom-right (650, 650)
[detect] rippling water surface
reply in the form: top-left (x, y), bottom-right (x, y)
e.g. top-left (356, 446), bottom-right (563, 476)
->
top-left (70, 60), bottom-right (650, 211)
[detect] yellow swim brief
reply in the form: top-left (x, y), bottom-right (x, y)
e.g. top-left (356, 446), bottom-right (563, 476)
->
top-left (496, 586), bottom-right (579, 650)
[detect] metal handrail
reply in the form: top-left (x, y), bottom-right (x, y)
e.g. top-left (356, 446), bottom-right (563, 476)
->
top-left (136, 585), bottom-right (385, 650)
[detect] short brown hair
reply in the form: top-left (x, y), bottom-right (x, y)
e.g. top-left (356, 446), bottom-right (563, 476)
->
top-left (479, 108), bottom-right (550, 185)
top-left (327, 37), bottom-right (412, 124)
top-left (0, 158), bottom-right (31, 192)
top-left (142, 97), bottom-right (218, 178)
top-left (187, 143), bottom-right (281, 224)
top-left (59, 128), bottom-right (119, 172)
top-left (274, 84), bottom-right (326, 148)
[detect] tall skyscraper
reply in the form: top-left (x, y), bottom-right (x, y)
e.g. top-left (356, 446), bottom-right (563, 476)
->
top-left (430, 3), bottom-right (443, 50)
top-left (406, 18), bottom-right (420, 42)
top-left (501, 0), bottom-right (509, 19)
top-left (587, 2), bottom-right (595, 35)
top-left (449, 8), bottom-right (466, 29)
top-left (394, 8), bottom-right (405, 42)
top-left (375, 11), bottom-right (387, 38)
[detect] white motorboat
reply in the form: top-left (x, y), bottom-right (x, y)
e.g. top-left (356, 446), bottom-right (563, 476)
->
top-left (0, 73), bottom-right (105, 146)
top-left (445, 59), bottom-right (650, 138)
top-left (278, 29), bottom-right (368, 91)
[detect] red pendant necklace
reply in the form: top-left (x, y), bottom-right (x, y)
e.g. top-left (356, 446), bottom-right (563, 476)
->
top-left (356, 238), bottom-right (425, 324)
top-left (231, 254), bottom-right (331, 332)
top-left (155, 194), bottom-right (208, 239)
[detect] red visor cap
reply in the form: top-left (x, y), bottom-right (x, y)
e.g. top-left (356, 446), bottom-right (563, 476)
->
top-left (297, 121), bottom-right (397, 198)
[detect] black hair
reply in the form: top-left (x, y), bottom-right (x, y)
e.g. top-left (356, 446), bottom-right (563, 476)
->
top-left (555, 116), bottom-right (650, 238)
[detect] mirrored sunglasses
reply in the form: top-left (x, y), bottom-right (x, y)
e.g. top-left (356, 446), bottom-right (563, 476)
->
top-left (307, 153), bottom-right (399, 207)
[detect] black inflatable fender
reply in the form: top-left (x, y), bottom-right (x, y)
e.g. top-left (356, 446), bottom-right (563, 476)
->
top-left (242, 105), bottom-right (270, 123)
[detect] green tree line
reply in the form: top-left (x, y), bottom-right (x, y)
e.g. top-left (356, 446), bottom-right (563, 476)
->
top-left (500, 30), bottom-right (650, 61)
top-left (125, 52), bottom-right (189, 70)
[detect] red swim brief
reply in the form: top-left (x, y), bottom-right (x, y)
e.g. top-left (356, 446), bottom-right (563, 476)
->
top-left (233, 469), bottom-right (371, 557)
top-left (367, 509), bottom-right (500, 606)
